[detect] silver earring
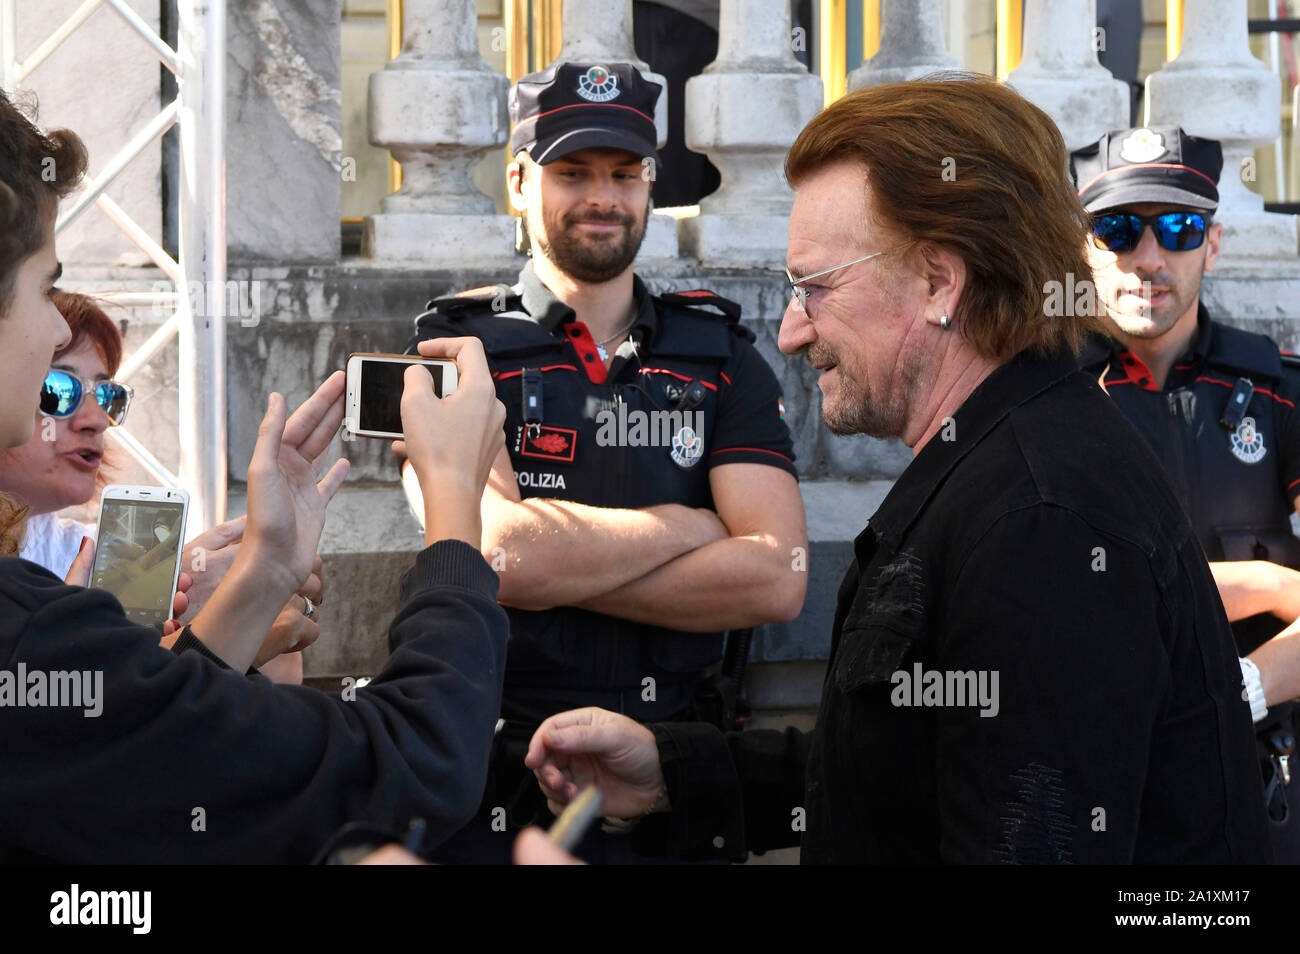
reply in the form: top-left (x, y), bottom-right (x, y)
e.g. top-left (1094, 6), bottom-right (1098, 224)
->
top-left (939, 314), bottom-right (950, 330)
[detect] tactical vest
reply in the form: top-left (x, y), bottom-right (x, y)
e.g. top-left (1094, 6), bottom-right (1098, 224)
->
top-left (412, 284), bottom-right (755, 725)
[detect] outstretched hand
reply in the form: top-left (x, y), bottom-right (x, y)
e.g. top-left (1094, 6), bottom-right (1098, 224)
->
top-left (242, 371), bottom-right (350, 591)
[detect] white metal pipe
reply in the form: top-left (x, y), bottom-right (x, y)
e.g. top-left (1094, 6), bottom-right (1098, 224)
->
top-left (1, 0), bottom-right (17, 91)
top-left (1268, 0), bottom-right (1285, 200)
top-left (94, 193), bottom-right (183, 283)
top-left (108, 427), bottom-right (180, 488)
top-left (16, 0), bottom-right (101, 83)
top-left (115, 312), bottom-right (180, 384)
top-left (96, 291), bottom-right (178, 306)
top-left (103, 0), bottom-right (178, 74)
top-left (56, 97), bottom-right (179, 234)
top-left (177, 0), bottom-right (227, 531)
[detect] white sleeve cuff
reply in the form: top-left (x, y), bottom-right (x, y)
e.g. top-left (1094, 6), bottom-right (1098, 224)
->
top-left (1239, 657), bottom-right (1269, 723)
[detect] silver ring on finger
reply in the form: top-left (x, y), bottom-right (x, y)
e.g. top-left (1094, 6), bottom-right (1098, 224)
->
top-left (301, 594), bottom-right (318, 621)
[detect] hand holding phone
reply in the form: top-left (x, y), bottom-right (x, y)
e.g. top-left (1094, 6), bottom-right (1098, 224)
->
top-left (396, 337), bottom-right (506, 549)
top-left (90, 485), bottom-right (189, 628)
top-left (344, 353), bottom-right (459, 440)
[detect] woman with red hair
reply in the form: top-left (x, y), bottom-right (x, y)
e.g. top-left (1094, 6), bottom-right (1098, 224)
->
top-left (0, 291), bottom-right (309, 683)
top-left (1, 291), bottom-right (125, 574)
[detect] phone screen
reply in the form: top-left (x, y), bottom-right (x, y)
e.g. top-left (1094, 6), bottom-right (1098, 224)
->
top-left (358, 359), bottom-right (445, 435)
top-left (92, 497), bottom-right (186, 625)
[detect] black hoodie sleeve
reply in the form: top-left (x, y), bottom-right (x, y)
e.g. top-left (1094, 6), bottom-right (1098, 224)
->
top-left (0, 542), bottom-right (507, 863)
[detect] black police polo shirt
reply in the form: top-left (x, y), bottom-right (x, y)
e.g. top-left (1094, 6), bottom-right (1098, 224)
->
top-left (1081, 304), bottom-right (1300, 657)
top-left (405, 263), bottom-right (796, 725)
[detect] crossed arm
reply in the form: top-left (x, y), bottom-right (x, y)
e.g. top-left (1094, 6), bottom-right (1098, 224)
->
top-left (402, 449), bottom-right (807, 631)
top-left (1206, 501), bottom-right (1300, 705)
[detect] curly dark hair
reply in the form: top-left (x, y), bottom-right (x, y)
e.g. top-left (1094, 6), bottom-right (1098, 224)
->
top-left (0, 88), bottom-right (87, 313)
top-left (0, 90), bottom-right (88, 554)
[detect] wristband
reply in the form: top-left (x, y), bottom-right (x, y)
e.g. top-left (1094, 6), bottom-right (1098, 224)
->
top-left (1240, 657), bottom-right (1268, 723)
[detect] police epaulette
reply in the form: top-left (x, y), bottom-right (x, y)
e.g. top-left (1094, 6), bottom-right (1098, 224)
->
top-left (422, 283), bottom-right (521, 318)
top-left (1280, 350), bottom-right (1300, 372)
top-left (655, 289), bottom-right (742, 324)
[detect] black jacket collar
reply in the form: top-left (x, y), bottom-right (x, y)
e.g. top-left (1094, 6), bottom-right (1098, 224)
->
top-left (865, 349), bottom-right (1081, 550)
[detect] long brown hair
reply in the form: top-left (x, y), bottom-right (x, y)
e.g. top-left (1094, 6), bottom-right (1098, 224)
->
top-left (785, 72), bottom-right (1101, 362)
top-left (0, 90), bottom-right (88, 555)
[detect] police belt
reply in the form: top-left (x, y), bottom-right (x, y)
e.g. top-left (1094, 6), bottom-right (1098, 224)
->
top-left (1258, 703), bottom-right (1297, 823)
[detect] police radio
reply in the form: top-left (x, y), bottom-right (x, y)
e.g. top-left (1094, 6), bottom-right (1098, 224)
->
top-left (1220, 376), bottom-right (1255, 431)
top-left (674, 379), bottom-right (709, 413)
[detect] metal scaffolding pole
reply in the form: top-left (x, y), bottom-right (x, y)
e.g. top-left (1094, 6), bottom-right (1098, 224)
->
top-left (1, 2), bottom-right (229, 533)
top-left (0, 1), bottom-right (15, 90)
top-left (177, 0), bottom-right (227, 531)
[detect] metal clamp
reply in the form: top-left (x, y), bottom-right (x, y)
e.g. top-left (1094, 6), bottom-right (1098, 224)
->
top-left (522, 368), bottom-right (543, 438)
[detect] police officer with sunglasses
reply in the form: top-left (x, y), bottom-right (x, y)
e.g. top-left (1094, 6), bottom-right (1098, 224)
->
top-left (1074, 126), bottom-right (1300, 859)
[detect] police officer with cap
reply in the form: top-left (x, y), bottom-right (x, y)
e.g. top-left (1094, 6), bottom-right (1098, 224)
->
top-left (1074, 126), bottom-right (1300, 859)
top-left (399, 61), bottom-right (808, 863)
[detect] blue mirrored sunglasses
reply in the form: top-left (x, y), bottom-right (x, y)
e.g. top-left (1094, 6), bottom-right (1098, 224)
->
top-left (39, 369), bottom-right (133, 426)
top-left (1090, 211), bottom-right (1208, 254)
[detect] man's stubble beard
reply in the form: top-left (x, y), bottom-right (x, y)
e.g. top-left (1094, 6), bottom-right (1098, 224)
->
top-left (814, 342), bottom-right (924, 440)
top-left (814, 261), bottom-right (924, 440)
top-left (533, 198), bottom-right (650, 284)
top-left (1097, 250), bottom-right (1205, 342)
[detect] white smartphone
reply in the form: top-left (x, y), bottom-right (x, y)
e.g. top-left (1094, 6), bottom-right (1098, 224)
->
top-left (344, 352), bottom-right (459, 440)
top-left (90, 485), bottom-right (190, 629)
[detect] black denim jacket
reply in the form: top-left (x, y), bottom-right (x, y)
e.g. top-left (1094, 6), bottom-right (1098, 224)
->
top-left (644, 349), bottom-right (1271, 864)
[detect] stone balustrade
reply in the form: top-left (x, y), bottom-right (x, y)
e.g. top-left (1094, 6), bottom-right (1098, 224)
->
top-left (1147, 0), bottom-right (1298, 260)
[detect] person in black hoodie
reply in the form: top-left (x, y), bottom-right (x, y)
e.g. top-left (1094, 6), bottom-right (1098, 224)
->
top-left (0, 90), bottom-right (511, 863)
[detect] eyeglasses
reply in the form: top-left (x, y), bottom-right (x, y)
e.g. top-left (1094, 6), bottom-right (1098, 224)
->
top-left (1090, 211), bottom-right (1209, 254)
top-left (785, 249), bottom-right (893, 319)
top-left (40, 369), bottom-right (133, 426)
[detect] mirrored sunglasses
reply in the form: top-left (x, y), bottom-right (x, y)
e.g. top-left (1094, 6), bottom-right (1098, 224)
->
top-left (39, 369), bottom-right (133, 426)
top-left (1090, 211), bottom-right (1208, 254)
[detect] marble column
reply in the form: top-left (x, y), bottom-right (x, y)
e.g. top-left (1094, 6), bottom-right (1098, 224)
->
top-left (679, 0), bottom-right (822, 267)
top-left (1146, 0), bottom-right (1297, 259)
top-left (364, 0), bottom-right (514, 265)
top-left (1006, 0), bottom-right (1129, 151)
top-left (847, 0), bottom-right (960, 89)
